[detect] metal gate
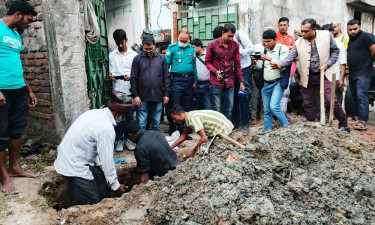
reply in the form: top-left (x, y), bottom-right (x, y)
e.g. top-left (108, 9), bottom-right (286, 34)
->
top-left (86, 0), bottom-right (110, 109)
top-left (177, 4), bottom-right (238, 47)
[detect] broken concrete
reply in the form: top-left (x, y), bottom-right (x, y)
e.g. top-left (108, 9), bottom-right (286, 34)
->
top-left (56, 122), bottom-right (375, 224)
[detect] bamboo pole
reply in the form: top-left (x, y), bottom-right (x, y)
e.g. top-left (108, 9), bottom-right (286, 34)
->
top-left (320, 66), bottom-right (326, 126)
top-left (329, 73), bottom-right (336, 126)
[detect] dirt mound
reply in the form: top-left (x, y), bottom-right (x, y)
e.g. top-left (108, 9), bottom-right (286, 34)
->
top-left (60, 122), bottom-right (375, 225)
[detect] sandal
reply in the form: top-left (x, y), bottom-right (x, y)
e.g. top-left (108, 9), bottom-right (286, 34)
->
top-left (354, 121), bottom-right (367, 131)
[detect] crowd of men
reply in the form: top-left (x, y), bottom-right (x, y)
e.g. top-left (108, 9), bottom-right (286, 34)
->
top-left (1, 0), bottom-right (375, 207)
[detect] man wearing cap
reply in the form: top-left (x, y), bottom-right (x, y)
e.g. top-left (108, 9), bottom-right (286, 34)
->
top-left (54, 92), bottom-right (135, 205)
top-left (165, 29), bottom-right (198, 137)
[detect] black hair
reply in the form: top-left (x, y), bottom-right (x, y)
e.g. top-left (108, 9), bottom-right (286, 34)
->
top-left (190, 38), bottom-right (203, 48)
top-left (278, 17), bottom-right (289, 24)
top-left (142, 35), bottom-right (155, 46)
top-left (316, 24), bottom-right (322, 30)
top-left (301, 18), bottom-right (317, 29)
top-left (105, 90), bottom-right (131, 104)
top-left (160, 44), bottom-right (168, 52)
top-left (113, 29), bottom-right (127, 44)
top-left (170, 104), bottom-right (185, 114)
top-left (123, 120), bottom-right (142, 135)
top-left (213, 26), bottom-right (224, 39)
top-left (223, 24), bottom-right (236, 34)
top-left (347, 19), bottom-right (360, 26)
top-left (7, 0), bottom-right (37, 16)
top-left (322, 24), bottom-right (334, 32)
top-left (262, 29), bottom-right (276, 39)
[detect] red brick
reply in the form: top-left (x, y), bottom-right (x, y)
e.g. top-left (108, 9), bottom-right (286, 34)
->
top-left (42, 107), bottom-right (54, 114)
top-left (20, 54), bottom-right (27, 60)
top-left (31, 59), bottom-right (43, 66)
top-left (35, 93), bottom-right (51, 100)
top-left (37, 99), bottom-right (52, 107)
top-left (41, 59), bottom-right (48, 67)
top-left (27, 53), bottom-right (35, 59)
top-left (27, 73), bottom-right (36, 79)
top-left (34, 52), bottom-right (45, 59)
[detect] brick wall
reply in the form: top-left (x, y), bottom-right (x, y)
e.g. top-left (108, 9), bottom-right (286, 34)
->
top-left (20, 1), bottom-right (57, 140)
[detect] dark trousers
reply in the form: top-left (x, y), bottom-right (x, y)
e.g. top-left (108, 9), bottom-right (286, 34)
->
top-left (335, 80), bottom-right (344, 104)
top-left (232, 66), bottom-right (251, 126)
top-left (114, 110), bottom-right (134, 141)
top-left (349, 74), bottom-right (371, 121)
top-left (63, 166), bottom-right (109, 205)
top-left (169, 76), bottom-right (194, 134)
top-left (301, 75), bottom-right (347, 127)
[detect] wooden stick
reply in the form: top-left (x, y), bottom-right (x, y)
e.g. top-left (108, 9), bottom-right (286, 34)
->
top-left (320, 66), bottom-right (326, 126)
top-left (217, 134), bottom-right (246, 150)
top-left (329, 73), bottom-right (336, 126)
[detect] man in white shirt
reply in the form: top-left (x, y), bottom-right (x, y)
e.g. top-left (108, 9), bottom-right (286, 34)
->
top-left (109, 29), bottom-right (137, 152)
top-left (191, 38), bottom-right (211, 110)
top-left (322, 24), bottom-right (346, 104)
top-left (232, 30), bottom-right (254, 135)
top-left (54, 91), bottom-right (135, 205)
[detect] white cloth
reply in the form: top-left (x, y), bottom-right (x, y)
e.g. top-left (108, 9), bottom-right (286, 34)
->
top-left (196, 50), bottom-right (210, 81)
top-left (234, 30), bottom-right (255, 68)
top-left (333, 39), bottom-right (346, 80)
top-left (109, 48), bottom-right (137, 94)
top-left (254, 42), bottom-right (264, 53)
top-left (84, 0), bottom-right (100, 44)
top-left (166, 130), bottom-right (180, 150)
top-left (54, 108), bottom-right (120, 191)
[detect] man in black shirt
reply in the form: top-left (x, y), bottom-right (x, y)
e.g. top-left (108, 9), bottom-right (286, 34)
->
top-left (130, 35), bottom-right (171, 132)
top-left (347, 19), bottom-right (375, 130)
top-left (123, 120), bottom-right (180, 184)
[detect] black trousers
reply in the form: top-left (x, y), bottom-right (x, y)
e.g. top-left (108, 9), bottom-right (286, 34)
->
top-left (63, 166), bottom-right (109, 205)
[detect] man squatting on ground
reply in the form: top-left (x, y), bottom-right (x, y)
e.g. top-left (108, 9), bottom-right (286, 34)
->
top-left (0, 0), bottom-right (37, 194)
top-left (54, 92), bottom-right (134, 205)
top-left (123, 120), bottom-right (180, 184)
top-left (170, 105), bottom-right (234, 158)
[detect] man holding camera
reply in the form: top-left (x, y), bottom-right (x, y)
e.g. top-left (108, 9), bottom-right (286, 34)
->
top-left (205, 24), bottom-right (245, 120)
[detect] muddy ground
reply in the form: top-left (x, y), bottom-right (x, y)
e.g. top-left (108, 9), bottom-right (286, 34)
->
top-left (0, 115), bottom-right (375, 225)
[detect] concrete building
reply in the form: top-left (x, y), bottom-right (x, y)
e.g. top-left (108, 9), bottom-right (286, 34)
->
top-left (0, 0), bottom-right (374, 141)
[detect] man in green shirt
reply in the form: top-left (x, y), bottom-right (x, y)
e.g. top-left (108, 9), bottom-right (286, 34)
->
top-left (251, 29), bottom-right (290, 132)
top-left (170, 105), bottom-right (233, 158)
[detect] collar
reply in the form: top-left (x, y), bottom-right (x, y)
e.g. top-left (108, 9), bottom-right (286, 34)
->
top-left (115, 47), bottom-right (130, 55)
top-left (104, 107), bottom-right (116, 126)
top-left (184, 112), bottom-right (189, 127)
top-left (140, 51), bottom-right (158, 58)
top-left (277, 31), bottom-right (291, 38)
top-left (268, 43), bottom-right (281, 52)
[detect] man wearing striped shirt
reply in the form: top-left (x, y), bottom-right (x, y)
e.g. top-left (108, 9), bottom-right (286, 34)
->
top-left (170, 105), bottom-right (233, 158)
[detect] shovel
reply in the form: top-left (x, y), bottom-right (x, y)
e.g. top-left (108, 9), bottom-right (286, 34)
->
top-left (328, 73), bottom-right (336, 126)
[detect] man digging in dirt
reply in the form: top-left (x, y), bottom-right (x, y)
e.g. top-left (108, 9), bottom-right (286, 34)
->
top-left (0, 0), bottom-right (38, 194)
top-left (170, 105), bottom-right (234, 158)
top-left (123, 120), bottom-right (180, 184)
top-left (54, 92), bottom-right (135, 205)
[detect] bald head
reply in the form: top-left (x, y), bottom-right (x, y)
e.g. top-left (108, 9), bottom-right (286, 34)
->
top-left (178, 29), bottom-right (190, 46)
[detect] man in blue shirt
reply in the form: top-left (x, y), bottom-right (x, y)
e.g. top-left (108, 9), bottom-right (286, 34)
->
top-left (0, 0), bottom-right (37, 194)
top-left (165, 29), bottom-right (198, 137)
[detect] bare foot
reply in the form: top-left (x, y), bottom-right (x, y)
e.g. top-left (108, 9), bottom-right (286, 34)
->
top-left (0, 178), bottom-right (17, 194)
top-left (8, 168), bottom-right (37, 178)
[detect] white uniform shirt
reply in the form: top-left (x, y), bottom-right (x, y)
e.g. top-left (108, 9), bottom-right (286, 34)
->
top-left (109, 47), bottom-right (137, 94)
top-left (234, 30), bottom-right (255, 69)
top-left (334, 39), bottom-right (347, 80)
top-left (196, 50), bottom-right (210, 82)
top-left (54, 108), bottom-right (120, 191)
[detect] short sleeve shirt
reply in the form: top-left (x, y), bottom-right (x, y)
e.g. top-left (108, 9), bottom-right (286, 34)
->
top-left (0, 20), bottom-right (25, 89)
top-left (347, 31), bottom-right (375, 77)
top-left (334, 39), bottom-right (347, 80)
top-left (185, 110), bottom-right (234, 136)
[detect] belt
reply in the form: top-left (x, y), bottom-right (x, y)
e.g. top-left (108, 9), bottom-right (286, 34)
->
top-left (172, 72), bottom-right (193, 78)
top-left (265, 77), bottom-right (281, 84)
top-left (197, 80), bottom-right (209, 85)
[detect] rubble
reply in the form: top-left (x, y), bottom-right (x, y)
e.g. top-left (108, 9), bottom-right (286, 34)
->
top-left (59, 122), bottom-right (375, 224)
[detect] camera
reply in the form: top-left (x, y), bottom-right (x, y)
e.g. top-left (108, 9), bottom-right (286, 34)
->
top-left (251, 52), bottom-right (261, 60)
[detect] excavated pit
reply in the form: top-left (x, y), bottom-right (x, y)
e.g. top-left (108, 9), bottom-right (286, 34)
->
top-left (39, 162), bottom-right (140, 211)
top-left (57, 122), bottom-right (375, 225)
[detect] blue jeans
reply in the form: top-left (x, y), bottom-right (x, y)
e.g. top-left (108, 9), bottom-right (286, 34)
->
top-left (136, 102), bottom-right (162, 132)
top-left (349, 74), bottom-right (371, 121)
top-left (210, 85), bottom-right (234, 120)
top-left (115, 110), bottom-right (134, 141)
top-left (169, 76), bottom-right (194, 134)
top-left (262, 82), bottom-right (290, 132)
top-left (196, 83), bottom-right (212, 110)
top-left (232, 66), bottom-right (251, 126)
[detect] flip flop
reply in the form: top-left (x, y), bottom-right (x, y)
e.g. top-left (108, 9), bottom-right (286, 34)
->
top-left (354, 121), bottom-right (367, 131)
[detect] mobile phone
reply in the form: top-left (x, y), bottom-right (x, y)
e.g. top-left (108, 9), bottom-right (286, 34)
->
top-left (251, 54), bottom-right (261, 60)
top-left (114, 76), bottom-right (124, 80)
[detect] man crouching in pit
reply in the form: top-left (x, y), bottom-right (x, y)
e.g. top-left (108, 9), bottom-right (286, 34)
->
top-left (123, 120), bottom-right (180, 184)
top-left (170, 105), bottom-right (234, 158)
top-left (54, 91), bottom-right (134, 205)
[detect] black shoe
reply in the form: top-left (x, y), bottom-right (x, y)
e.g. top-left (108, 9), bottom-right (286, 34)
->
top-left (186, 135), bottom-right (193, 140)
top-left (339, 126), bottom-right (350, 133)
top-left (233, 124), bottom-right (240, 132)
